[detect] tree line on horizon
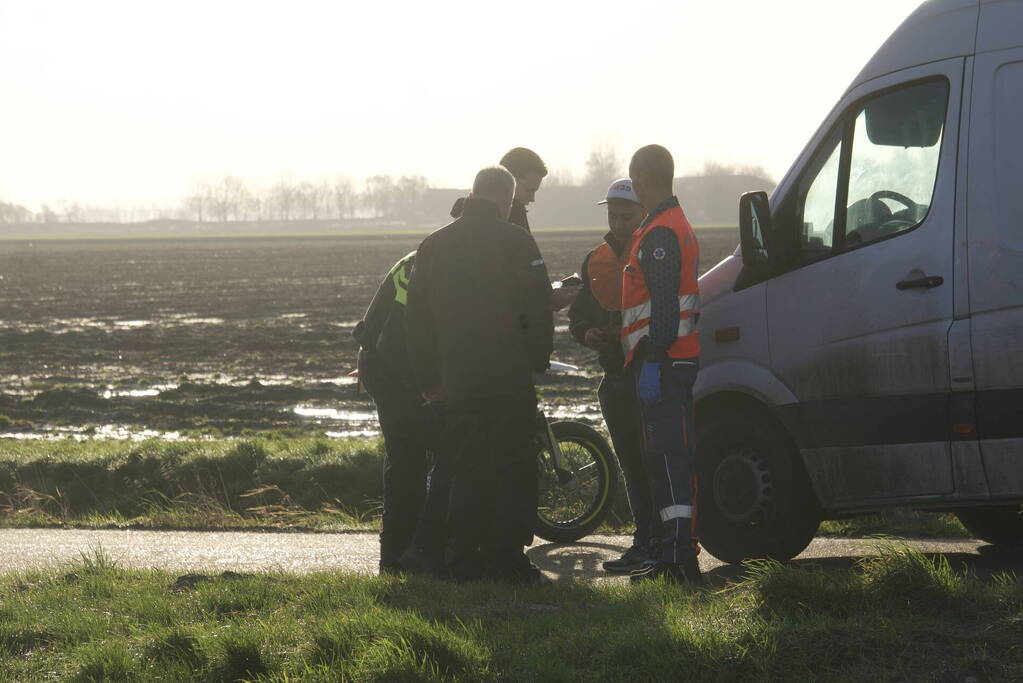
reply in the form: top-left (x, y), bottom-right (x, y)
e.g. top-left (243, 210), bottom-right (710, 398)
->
top-left (0, 148), bottom-right (774, 226)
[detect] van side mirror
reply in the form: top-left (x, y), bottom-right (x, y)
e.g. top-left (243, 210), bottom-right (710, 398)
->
top-left (739, 191), bottom-right (773, 266)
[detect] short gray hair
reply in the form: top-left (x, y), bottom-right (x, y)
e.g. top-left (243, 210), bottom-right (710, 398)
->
top-left (630, 144), bottom-right (674, 191)
top-left (471, 165), bottom-right (516, 202)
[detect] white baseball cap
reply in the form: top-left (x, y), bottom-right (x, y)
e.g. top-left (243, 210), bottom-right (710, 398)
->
top-left (597, 178), bottom-right (639, 205)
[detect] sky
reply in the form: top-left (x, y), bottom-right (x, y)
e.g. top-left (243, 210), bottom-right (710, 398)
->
top-left (0, 0), bottom-right (927, 210)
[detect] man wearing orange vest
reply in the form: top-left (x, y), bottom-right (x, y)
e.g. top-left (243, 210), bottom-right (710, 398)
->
top-left (568, 178), bottom-right (658, 573)
top-left (622, 144), bottom-right (703, 584)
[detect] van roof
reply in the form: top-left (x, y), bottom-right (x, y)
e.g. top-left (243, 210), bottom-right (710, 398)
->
top-left (853, 0), bottom-right (1023, 88)
top-left (851, 0), bottom-right (979, 88)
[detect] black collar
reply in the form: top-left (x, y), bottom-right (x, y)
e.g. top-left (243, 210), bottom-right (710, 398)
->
top-left (461, 197), bottom-right (502, 219)
top-left (640, 196), bottom-right (680, 228)
top-left (603, 231), bottom-right (627, 256)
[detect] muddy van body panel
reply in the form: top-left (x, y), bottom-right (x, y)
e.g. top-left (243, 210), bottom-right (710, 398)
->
top-left (966, 16), bottom-right (1023, 495)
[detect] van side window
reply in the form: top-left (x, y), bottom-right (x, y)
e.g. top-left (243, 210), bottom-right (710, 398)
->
top-left (794, 128), bottom-right (842, 262)
top-left (779, 79), bottom-right (949, 267)
top-left (843, 80), bottom-right (948, 247)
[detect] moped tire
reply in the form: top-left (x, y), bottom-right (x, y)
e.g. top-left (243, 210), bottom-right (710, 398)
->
top-left (535, 421), bottom-right (618, 543)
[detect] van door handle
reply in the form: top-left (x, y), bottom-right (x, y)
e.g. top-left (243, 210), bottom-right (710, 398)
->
top-left (896, 275), bottom-right (944, 290)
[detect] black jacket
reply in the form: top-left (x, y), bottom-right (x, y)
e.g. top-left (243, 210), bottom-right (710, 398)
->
top-left (406, 198), bottom-right (553, 400)
top-left (450, 196), bottom-right (530, 232)
top-left (352, 252), bottom-right (416, 396)
top-left (568, 232), bottom-right (627, 374)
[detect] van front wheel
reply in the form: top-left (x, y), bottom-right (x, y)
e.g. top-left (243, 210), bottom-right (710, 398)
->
top-left (956, 505), bottom-right (1023, 546)
top-left (696, 411), bottom-right (820, 564)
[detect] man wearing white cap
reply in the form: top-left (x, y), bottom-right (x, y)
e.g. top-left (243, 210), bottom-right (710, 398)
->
top-left (568, 178), bottom-right (657, 573)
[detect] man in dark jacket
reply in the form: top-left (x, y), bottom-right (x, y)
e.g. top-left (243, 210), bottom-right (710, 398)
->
top-left (450, 147), bottom-right (546, 232)
top-left (450, 148), bottom-right (578, 311)
top-left (353, 251), bottom-right (438, 574)
top-left (568, 178), bottom-right (656, 573)
top-left (406, 165), bottom-right (554, 583)
top-left (499, 146), bottom-right (546, 232)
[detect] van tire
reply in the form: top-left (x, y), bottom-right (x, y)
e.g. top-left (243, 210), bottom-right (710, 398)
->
top-left (955, 506), bottom-right (1023, 546)
top-left (696, 410), bottom-right (820, 564)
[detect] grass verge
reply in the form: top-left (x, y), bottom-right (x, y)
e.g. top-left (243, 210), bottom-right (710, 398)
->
top-left (0, 542), bottom-right (1019, 681)
top-left (1, 436), bottom-right (974, 539)
top-left (0, 436), bottom-right (383, 531)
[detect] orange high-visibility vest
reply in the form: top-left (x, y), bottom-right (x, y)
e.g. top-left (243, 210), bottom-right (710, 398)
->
top-left (586, 242), bottom-right (627, 312)
top-left (621, 204), bottom-right (701, 366)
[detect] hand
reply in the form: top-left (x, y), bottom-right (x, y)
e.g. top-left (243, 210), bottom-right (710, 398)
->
top-left (638, 361), bottom-right (662, 406)
top-left (583, 327), bottom-right (609, 351)
top-left (421, 387), bottom-right (442, 402)
top-left (551, 285), bottom-right (581, 311)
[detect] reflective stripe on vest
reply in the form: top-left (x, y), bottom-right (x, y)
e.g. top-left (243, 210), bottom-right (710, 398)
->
top-left (621, 294), bottom-right (700, 355)
top-left (621, 205), bottom-right (701, 365)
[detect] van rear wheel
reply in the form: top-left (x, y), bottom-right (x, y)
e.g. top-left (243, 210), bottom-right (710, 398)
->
top-left (696, 411), bottom-right (820, 564)
top-left (956, 505), bottom-right (1023, 546)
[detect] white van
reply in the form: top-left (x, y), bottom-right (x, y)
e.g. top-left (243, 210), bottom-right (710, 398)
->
top-left (695, 0), bottom-right (1023, 563)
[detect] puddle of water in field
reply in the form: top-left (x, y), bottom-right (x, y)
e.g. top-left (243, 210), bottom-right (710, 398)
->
top-left (1, 425), bottom-right (188, 442)
top-left (543, 403), bottom-right (603, 422)
top-left (101, 385), bottom-right (176, 399)
top-left (169, 316), bottom-right (225, 325)
top-left (293, 406), bottom-right (377, 421)
top-left (326, 429), bottom-right (381, 438)
top-left (8, 314), bottom-right (230, 335)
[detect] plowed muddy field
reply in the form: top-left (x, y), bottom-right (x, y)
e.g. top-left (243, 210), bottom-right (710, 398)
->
top-left (0, 229), bottom-right (737, 439)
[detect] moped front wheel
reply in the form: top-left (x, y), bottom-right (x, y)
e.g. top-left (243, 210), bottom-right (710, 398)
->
top-left (535, 421), bottom-right (618, 543)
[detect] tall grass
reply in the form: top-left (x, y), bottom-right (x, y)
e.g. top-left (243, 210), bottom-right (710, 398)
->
top-left (0, 435), bottom-right (384, 530)
top-left (0, 542), bottom-right (1019, 681)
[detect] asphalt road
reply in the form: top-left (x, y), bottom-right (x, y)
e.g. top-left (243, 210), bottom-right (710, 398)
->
top-left (3, 529), bottom-right (1021, 583)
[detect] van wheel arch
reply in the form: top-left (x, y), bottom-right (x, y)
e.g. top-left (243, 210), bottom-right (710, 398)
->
top-left (695, 391), bottom-right (822, 564)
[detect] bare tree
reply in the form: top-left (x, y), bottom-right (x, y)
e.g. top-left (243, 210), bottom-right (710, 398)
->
top-left (362, 175), bottom-right (396, 218)
top-left (296, 181), bottom-right (329, 220)
top-left (701, 161), bottom-right (773, 180)
top-left (37, 203), bottom-right (58, 223)
top-left (0, 201), bottom-right (32, 223)
top-left (270, 179), bottom-right (298, 221)
top-left (544, 168), bottom-right (576, 188)
top-left (208, 176), bottom-right (249, 222)
top-left (394, 175), bottom-right (429, 222)
top-left (584, 145), bottom-right (622, 187)
top-left (332, 176), bottom-right (355, 219)
top-left (57, 200), bottom-right (84, 224)
top-left (183, 182), bottom-right (212, 223)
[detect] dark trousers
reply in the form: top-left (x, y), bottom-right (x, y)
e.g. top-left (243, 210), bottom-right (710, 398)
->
top-left (446, 391), bottom-right (539, 580)
top-left (360, 353), bottom-right (434, 569)
top-left (636, 358), bottom-right (700, 564)
top-left (375, 389), bottom-right (431, 568)
top-left (410, 437), bottom-right (454, 558)
top-left (598, 371), bottom-right (657, 548)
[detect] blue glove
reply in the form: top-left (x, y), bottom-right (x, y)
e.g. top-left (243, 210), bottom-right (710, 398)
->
top-left (638, 361), bottom-right (662, 406)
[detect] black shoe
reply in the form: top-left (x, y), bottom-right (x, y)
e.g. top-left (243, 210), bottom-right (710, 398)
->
top-left (629, 557), bottom-right (703, 585)
top-left (602, 544), bottom-right (654, 574)
top-left (398, 545), bottom-right (446, 578)
top-left (484, 553), bottom-right (551, 586)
